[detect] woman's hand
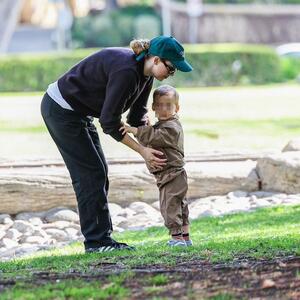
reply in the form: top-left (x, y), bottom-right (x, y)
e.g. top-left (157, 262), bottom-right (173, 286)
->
top-left (119, 125), bottom-right (138, 136)
top-left (140, 146), bottom-right (167, 170)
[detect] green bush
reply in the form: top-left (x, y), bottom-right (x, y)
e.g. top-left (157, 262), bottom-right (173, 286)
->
top-left (279, 57), bottom-right (300, 80)
top-left (164, 44), bottom-right (283, 87)
top-left (0, 44), bottom-right (295, 92)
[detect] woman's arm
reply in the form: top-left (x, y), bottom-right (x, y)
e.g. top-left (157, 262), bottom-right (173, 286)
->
top-left (120, 133), bottom-right (167, 169)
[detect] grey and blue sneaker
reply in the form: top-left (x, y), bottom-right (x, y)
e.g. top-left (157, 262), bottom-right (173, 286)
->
top-left (167, 239), bottom-right (187, 247)
top-left (185, 239), bottom-right (193, 246)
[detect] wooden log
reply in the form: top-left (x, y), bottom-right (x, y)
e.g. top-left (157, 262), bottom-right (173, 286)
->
top-left (0, 158), bottom-right (259, 214)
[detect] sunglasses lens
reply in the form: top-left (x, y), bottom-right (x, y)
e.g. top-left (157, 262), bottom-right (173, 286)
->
top-left (162, 60), bottom-right (176, 75)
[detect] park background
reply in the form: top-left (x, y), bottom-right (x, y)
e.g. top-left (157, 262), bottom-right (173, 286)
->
top-left (0, 0), bottom-right (300, 160)
top-left (1, 1), bottom-right (300, 299)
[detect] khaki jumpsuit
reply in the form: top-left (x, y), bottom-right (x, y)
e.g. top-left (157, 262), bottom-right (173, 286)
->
top-left (136, 115), bottom-right (189, 235)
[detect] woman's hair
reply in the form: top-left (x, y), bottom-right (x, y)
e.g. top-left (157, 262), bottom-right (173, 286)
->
top-left (153, 85), bottom-right (179, 105)
top-left (130, 39), bottom-right (150, 56)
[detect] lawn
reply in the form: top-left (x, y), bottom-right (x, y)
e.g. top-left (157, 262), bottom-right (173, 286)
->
top-left (0, 205), bottom-right (299, 299)
top-left (0, 84), bottom-right (300, 159)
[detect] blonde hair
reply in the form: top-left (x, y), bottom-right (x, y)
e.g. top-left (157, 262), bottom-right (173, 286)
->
top-left (130, 39), bottom-right (150, 56)
top-left (153, 85), bottom-right (179, 105)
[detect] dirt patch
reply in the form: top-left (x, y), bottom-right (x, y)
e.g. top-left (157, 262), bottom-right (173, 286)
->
top-left (1, 256), bottom-right (299, 299)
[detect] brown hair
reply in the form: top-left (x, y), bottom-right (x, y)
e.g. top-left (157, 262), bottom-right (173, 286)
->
top-left (130, 39), bottom-right (150, 56)
top-left (153, 85), bottom-right (179, 105)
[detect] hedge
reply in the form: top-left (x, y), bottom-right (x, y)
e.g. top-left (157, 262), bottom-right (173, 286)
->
top-left (0, 44), bottom-right (293, 92)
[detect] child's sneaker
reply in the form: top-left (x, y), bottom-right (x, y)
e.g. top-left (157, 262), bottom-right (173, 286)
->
top-left (185, 239), bottom-right (193, 246)
top-left (167, 239), bottom-right (187, 247)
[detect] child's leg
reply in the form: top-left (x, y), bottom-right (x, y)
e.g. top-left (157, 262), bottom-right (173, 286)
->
top-left (159, 176), bottom-right (185, 241)
top-left (160, 174), bottom-right (187, 240)
top-left (181, 171), bottom-right (191, 242)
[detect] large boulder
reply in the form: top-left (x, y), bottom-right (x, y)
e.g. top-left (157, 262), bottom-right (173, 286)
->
top-left (282, 138), bottom-right (300, 152)
top-left (256, 151), bottom-right (300, 194)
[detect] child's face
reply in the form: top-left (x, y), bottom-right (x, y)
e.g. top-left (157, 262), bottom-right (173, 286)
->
top-left (152, 94), bottom-right (179, 121)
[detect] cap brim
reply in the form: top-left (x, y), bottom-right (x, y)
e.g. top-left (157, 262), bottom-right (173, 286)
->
top-left (172, 60), bottom-right (193, 72)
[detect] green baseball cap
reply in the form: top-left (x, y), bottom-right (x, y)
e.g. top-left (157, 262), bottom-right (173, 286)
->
top-left (136, 36), bottom-right (193, 72)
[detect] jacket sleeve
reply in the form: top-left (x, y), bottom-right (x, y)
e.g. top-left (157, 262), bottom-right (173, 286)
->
top-left (99, 70), bottom-right (138, 141)
top-left (136, 125), bottom-right (179, 148)
top-left (126, 77), bottom-right (153, 127)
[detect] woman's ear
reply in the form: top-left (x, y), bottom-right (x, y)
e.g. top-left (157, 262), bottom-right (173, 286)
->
top-left (153, 56), bottom-right (160, 65)
top-left (175, 104), bottom-right (180, 112)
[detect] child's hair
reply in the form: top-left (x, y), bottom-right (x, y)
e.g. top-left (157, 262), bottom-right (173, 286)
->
top-left (153, 85), bottom-right (179, 105)
top-left (130, 39), bottom-right (150, 56)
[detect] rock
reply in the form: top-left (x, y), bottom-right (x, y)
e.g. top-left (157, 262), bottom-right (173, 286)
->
top-left (29, 217), bottom-right (43, 226)
top-left (118, 214), bottom-right (162, 230)
top-left (0, 230), bottom-right (5, 240)
top-left (189, 199), bottom-right (213, 219)
top-left (257, 152), bottom-right (300, 194)
top-left (22, 236), bottom-right (48, 245)
top-left (15, 212), bottom-right (45, 221)
top-left (112, 216), bottom-right (127, 227)
top-left (282, 194), bottom-right (300, 205)
top-left (14, 244), bottom-right (41, 257)
top-left (4, 229), bottom-right (22, 241)
top-left (45, 208), bottom-right (79, 223)
top-left (151, 201), bottom-right (160, 210)
top-left (108, 203), bottom-right (123, 217)
top-left (282, 139), bottom-right (300, 152)
top-left (128, 202), bottom-right (161, 221)
top-left (0, 214), bottom-right (13, 225)
top-left (44, 229), bottom-right (68, 241)
top-left (187, 160), bottom-right (259, 198)
top-left (64, 228), bottom-right (79, 238)
top-left (12, 220), bottom-right (35, 234)
top-left (227, 190), bottom-right (249, 199)
top-left (0, 238), bottom-right (19, 249)
top-left (249, 191), bottom-right (276, 198)
top-left (251, 198), bottom-right (272, 208)
top-left (32, 228), bottom-right (49, 239)
top-left (118, 207), bottom-right (136, 218)
top-left (42, 221), bottom-right (72, 229)
top-left (113, 226), bottom-right (125, 233)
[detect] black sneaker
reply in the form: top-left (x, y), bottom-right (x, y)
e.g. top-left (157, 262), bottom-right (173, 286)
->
top-left (85, 241), bottom-right (136, 253)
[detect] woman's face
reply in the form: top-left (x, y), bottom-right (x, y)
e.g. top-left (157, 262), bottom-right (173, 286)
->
top-left (151, 57), bottom-right (176, 81)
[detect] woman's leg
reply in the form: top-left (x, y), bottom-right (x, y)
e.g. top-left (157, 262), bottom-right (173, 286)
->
top-left (41, 93), bottom-right (113, 250)
top-left (86, 117), bottom-right (110, 198)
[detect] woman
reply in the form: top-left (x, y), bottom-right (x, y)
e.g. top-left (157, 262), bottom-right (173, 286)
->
top-left (40, 35), bottom-right (193, 253)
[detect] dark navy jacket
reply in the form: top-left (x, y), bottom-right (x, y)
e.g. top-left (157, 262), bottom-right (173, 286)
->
top-left (57, 48), bottom-right (153, 141)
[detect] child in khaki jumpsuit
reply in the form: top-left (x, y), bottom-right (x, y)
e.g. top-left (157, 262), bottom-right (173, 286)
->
top-left (121, 85), bottom-right (192, 247)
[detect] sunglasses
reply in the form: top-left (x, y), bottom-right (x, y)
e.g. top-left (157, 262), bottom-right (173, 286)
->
top-left (161, 60), bottom-right (176, 75)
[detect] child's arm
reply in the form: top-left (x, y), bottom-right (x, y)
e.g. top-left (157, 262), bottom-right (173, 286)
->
top-left (136, 125), bottom-right (179, 148)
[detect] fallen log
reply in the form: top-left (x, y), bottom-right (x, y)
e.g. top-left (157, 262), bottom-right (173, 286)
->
top-left (0, 157), bottom-right (259, 214)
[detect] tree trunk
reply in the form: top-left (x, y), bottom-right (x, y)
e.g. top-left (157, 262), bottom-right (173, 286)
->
top-left (105, 0), bottom-right (119, 12)
top-left (0, 156), bottom-right (259, 214)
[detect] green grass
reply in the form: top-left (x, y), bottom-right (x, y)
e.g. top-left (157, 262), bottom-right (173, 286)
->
top-left (0, 278), bottom-right (130, 300)
top-left (1, 84), bottom-right (300, 157)
top-left (0, 205), bottom-right (299, 299)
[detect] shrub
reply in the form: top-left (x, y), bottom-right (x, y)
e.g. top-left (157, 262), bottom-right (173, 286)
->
top-left (164, 44), bottom-right (283, 87)
top-left (279, 57), bottom-right (300, 80)
top-left (0, 44), bottom-right (294, 92)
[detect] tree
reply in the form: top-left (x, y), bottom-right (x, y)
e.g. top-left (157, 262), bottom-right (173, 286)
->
top-left (105, 0), bottom-right (119, 11)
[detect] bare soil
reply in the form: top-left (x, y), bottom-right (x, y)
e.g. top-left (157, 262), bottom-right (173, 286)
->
top-left (0, 256), bottom-right (299, 299)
